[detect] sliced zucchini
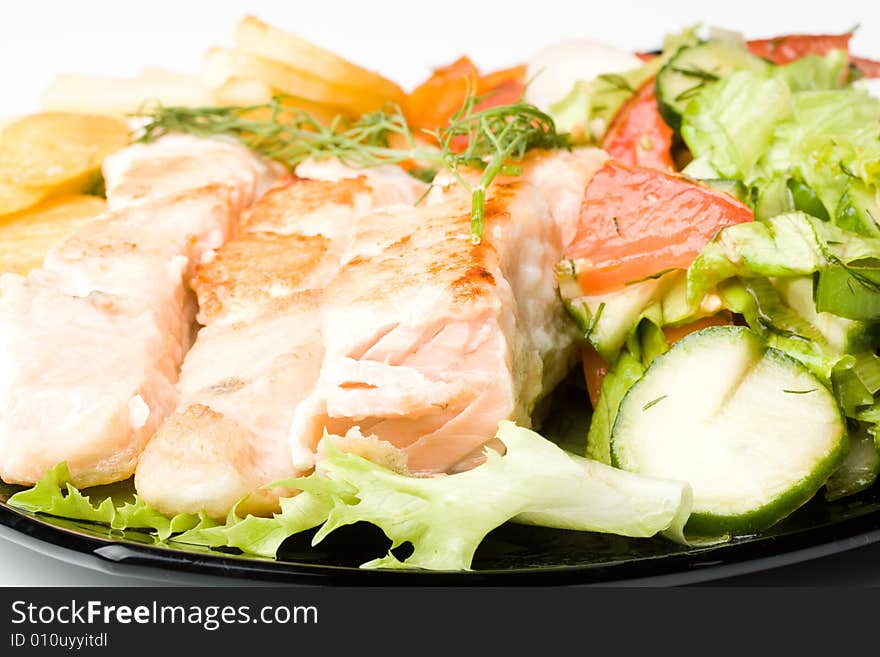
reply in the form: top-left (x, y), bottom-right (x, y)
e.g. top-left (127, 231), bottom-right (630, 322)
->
top-left (656, 40), bottom-right (769, 130)
top-left (561, 271), bottom-right (705, 362)
top-left (611, 325), bottom-right (846, 536)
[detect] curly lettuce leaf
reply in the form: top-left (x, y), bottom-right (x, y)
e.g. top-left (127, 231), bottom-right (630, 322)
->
top-left (8, 463), bottom-right (115, 524)
top-left (7, 463), bottom-right (199, 540)
top-left (305, 422), bottom-right (691, 570)
top-left (8, 425), bottom-right (694, 571)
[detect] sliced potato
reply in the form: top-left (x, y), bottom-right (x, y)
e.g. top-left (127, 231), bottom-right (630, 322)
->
top-left (0, 195), bottom-right (106, 275)
top-left (202, 48), bottom-right (392, 116)
top-left (0, 113), bottom-right (130, 188)
top-left (0, 182), bottom-right (50, 217)
top-left (42, 69), bottom-right (215, 116)
top-left (233, 15), bottom-right (404, 104)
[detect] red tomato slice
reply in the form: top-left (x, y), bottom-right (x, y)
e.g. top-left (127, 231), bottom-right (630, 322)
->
top-left (852, 56), bottom-right (880, 78)
top-left (747, 33), bottom-right (852, 65)
top-left (566, 160), bottom-right (753, 296)
top-left (581, 345), bottom-right (609, 408)
top-left (405, 58), bottom-right (526, 134)
top-left (746, 33), bottom-right (880, 79)
top-left (602, 81), bottom-right (674, 171)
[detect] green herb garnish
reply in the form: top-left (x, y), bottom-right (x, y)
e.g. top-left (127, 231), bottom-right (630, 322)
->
top-left (136, 94), bottom-right (569, 244)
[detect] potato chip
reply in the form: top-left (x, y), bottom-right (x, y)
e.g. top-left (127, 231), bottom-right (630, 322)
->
top-left (0, 194), bottom-right (107, 275)
top-left (0, 181), bottom-right (50, 217)
top-left (0, 113), bottom-right (130, 188)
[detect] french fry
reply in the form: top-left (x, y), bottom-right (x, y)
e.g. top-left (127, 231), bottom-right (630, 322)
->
top-left (42, 69), bottom-right (214, 116)
top-left (0, 195), bottom-right (107, 275)
top-left (202, 48), bottom-right (391, 116)
top-left (0, 113), bottom-right (130, 188)
top-left (233, 15), bottom-right (404, 105)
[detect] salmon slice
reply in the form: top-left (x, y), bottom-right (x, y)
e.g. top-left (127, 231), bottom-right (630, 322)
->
top-left (0, 137), bottom-right (275, 487)
top-left (136, 292), bottom-right (325, 518)
top-left (103, 134), bottom-right (280, 209)
top-left (426, 147), bottom-right (608, 251)
top-left (290, 181), bottom-right (578, 474)
top-left (135, 170), bottom-right (427, 518)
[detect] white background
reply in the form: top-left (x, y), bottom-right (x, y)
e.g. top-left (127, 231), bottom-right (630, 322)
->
top-left (1, 0), bottom-right (879, 585)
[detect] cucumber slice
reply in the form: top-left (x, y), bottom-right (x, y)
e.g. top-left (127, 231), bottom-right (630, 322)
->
top-left (611, 325), bottom-right (846, 536)
top-left (656, 40), bottom-right (769, 130)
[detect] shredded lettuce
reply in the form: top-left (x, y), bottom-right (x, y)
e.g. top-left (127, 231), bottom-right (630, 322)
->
top-left (681, 71), bottom-right (793, 180)
top-left (771, 50), bottom-right (849, 92)
top-left (7, 423), bottom-right (693, 571)
top-left (680, 53), bottom-right (880, 232)
top-left (549, 26), bottom-right (699, 144)
top-left (686, 212), bottom-right (880, 306)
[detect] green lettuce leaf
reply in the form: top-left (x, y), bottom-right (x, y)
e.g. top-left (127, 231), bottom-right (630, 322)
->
top-left (8, 426), bottom-right (694, 571)
top-left (304, 422), bottom-right (691, 569)
top-left (681, 71), bottom-right (792, 180)
top-left (8, 463), bottom-right (115, 525)
top-left (825, 429), bottom-right (880, 501)
top-left (7, 463), bottom-right (199, 540)
top-left (548, 26), bottom-right (699, 144)
top-left (686, 212), bottom-right (880, 306)
top-left (772, 50), bottom-right (849, 92)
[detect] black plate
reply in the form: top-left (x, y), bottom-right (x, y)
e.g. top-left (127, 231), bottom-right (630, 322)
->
top-left (2, 481), bottom-right (880, 585)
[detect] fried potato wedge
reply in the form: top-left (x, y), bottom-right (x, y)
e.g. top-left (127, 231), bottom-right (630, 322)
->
top-left (233, 15), bottom-right (404, 104)
top-left (0, 113), bottom-right (130, 188)
top-left (42, 69), bottom-right (214, 116)
top-left (202, 48), bottom-right (392, 116)
top-left (0, 194), bottom-right (106, 275)
top-left (212, 78), bottom-right (352, 124)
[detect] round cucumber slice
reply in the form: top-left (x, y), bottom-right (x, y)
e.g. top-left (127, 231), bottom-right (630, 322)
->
top-left (656, 40), bottom-right (769, 131)
top-left (610, 325), bottom-right (846, 536)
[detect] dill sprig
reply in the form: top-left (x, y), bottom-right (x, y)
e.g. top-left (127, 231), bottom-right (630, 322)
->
top-left (431, 93), bottom-right (570, 242)
top-left (135, 93), bottom-right (569, 244)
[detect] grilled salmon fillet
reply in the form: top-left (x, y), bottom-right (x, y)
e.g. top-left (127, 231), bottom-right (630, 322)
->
top-left (427, 147), bottom-right (607, 250)
top-left (290, 181), bottom-right (579, 474)
top-left (135, 170), bottom-right (427, 518)
top-left (0, 136), bottom-right (276, 487)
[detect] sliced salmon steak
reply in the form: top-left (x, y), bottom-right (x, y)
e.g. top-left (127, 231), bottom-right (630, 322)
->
top-left (0, 136), bottom-right (275, 487)
top-left (135, 169), bottom-right (427, 518)
top-left (427, 147), bottom-right (608, 251)
top-left (290, 181), bottom-right (579, 474)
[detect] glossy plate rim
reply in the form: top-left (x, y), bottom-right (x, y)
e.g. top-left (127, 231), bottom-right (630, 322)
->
top-left (2, 499), bottom-right (880, 586)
